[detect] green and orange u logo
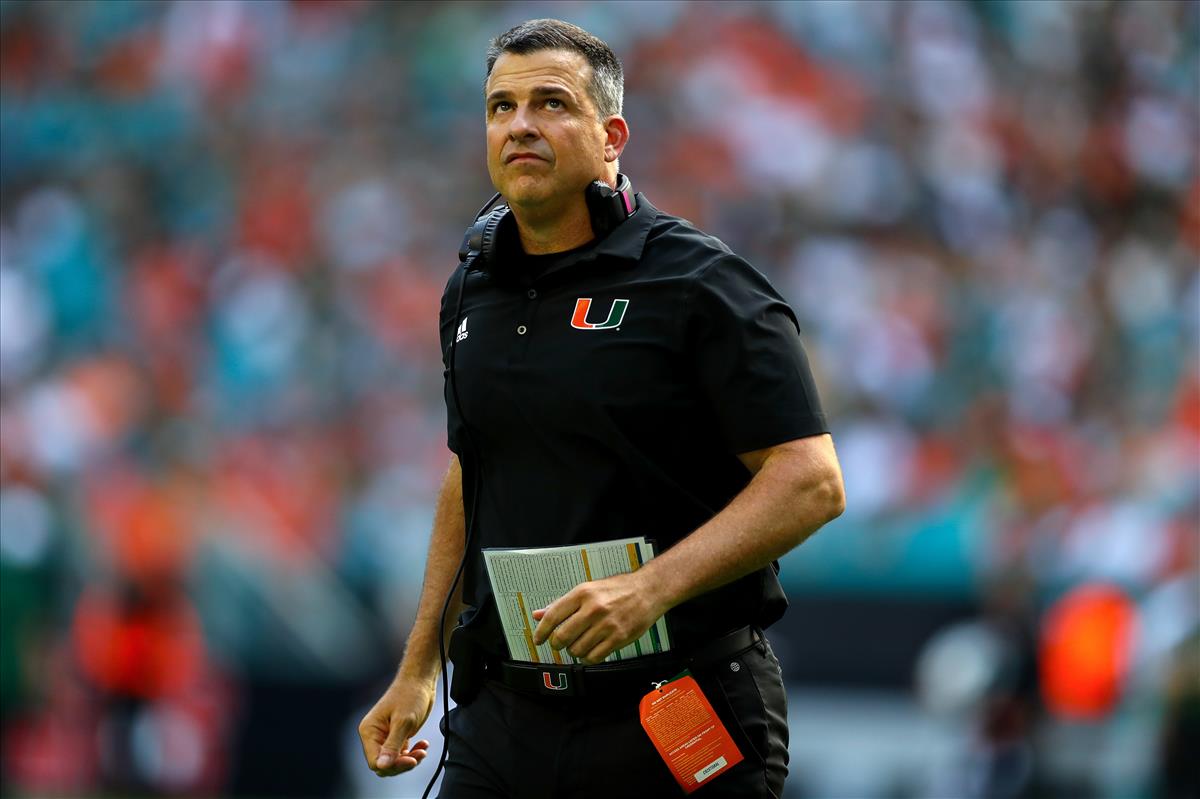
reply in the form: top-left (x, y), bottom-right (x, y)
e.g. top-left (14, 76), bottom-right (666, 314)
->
top-left (571, 298), bottom-right (629, 330)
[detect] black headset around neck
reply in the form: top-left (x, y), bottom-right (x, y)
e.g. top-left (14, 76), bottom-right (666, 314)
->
top-left (457, 173), bottom-right (637, 272)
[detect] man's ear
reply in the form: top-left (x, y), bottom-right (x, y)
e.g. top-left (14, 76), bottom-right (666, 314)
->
top-left (602, 116), bottom-right (630, 164)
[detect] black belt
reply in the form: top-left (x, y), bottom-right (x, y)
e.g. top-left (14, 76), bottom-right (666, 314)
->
top-left (485, 626), bottom-right (761, 699)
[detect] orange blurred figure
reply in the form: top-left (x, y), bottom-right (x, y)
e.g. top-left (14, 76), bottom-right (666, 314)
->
top-left (1040, 583), bottom-right (1138, 720)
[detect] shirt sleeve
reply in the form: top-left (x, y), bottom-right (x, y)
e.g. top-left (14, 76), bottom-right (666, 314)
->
top-left (440, 267), bottom-right (465, 455)
top-left (684, 254), bottom-right (829, 454)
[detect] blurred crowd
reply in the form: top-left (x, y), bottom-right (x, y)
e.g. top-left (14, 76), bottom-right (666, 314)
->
top-left (0, 1), bottom-right (1196, 797)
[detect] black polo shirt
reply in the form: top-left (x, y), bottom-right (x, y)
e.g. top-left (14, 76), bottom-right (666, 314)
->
top-left (439, 195), bottom-right (828, 659)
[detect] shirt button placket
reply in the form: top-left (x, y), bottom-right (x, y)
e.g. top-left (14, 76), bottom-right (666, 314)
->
top-left (516, 286), bottom-right (535, 335)
top-left (516, 286), bottom-right (538, 353)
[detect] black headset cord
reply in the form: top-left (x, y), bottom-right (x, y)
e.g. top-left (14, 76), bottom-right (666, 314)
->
top-left (421, 256), bottom-right (480, 799)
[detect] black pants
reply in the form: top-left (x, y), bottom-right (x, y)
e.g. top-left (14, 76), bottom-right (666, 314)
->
top-left (438, 637), bottom-right (788, 798)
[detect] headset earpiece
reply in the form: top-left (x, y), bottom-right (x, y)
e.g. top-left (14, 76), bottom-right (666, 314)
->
top-left (459, 207), bottom-right (509, 269)
top-left (459, 192), bottom-right (508, 268)
top-left (584, 173), bottom-right (636, 239)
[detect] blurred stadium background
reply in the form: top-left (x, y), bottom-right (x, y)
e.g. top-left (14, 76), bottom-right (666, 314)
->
top-left (0, 0), bottom-right (1197, 797)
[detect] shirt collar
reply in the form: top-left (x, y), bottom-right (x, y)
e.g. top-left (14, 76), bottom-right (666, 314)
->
top-left (490, 193), bottom-right (659, 283)
top-left (582, 193), bottom-right (658, 264)
top-left (526, 193), bottom-right (658, 279)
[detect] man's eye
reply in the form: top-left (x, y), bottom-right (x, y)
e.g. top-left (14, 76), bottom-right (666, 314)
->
top-left (493, 101), bottom-right (512, 113)
top-left (545, 98), bottom-right (563, 109)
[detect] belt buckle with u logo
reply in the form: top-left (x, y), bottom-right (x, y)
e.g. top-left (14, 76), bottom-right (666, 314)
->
top-left (539, 668), bottom-right (572, 695)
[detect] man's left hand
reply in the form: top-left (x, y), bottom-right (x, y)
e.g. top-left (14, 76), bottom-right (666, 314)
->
top-left (532, 570), bottom-right (666, 664)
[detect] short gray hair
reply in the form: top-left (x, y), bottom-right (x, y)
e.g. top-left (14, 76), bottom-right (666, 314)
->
top-left (485, 19), bottom-right (624, 118)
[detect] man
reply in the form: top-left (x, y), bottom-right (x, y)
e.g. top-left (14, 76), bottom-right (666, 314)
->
top-left (359, 18), bottom-right (844, 798)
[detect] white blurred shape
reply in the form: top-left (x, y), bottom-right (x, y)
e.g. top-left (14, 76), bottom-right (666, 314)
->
top-left (1029, 208), bottom-right (1098, 290)
top-left (1104, 239), bottom-right (1175, 329)
top-left (1008, 380), bottom-right (1071, 426)
top-left (787, 236), bottom-right (873, 330)
top-left (131, 704), bottom-right (205, 790)
top-left (836, 418), bottom-right (917, 518)
top-left (997, 293), bottom-right (1092, 423)
top-left (0, 262), bottom-right (50, 387)
top-left (779, 0), bottom-right (897, 68)
top-left (1123, 97), bottom-right (1194, 188)
top-left (1059, 502), bottom-right (1171, 585)
top-left (217, 267), bottom-right (309, 377)
top-left (915, 621), bottom-right (1005, 717)
top-left (681, 50), bottom-right (769, 120)
top-left (0, 485), bottom-right (53, 568)
top-left (680, 49), bottom-right (836, 192)
top-left (1011, 0), bottom-right (1082, 74)
top-left (159, 0), bottom-right (285, 91)
top-left (825, 142), bottom-right (912, 224)
top-left (23, 381), bottom-right (95, 474)
top-left (924, 121), bottom-right (1002, 192)
top-left (320, 178), bottom-right (409, 271)
top-left (905, 3), bottom-right (991, 118)
top-left (1135, 576), bottom-right (1200, 671)
top-left (1130, 431), bottom-right (1196, 505)
top-left (850, 313), bottom-right (934, 409)
top-left (727, 97), bottom-right (835, 192)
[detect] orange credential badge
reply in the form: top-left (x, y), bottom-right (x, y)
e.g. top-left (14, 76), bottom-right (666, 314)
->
top-left (638, 671), bottom-right (743, 793)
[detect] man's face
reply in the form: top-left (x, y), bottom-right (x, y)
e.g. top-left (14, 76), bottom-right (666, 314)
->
top-left (485, 49), bottom-right (611, 212)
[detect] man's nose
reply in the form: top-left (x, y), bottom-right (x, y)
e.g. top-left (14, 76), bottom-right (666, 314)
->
top-left (507, 105), bottom-right (539, 140)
